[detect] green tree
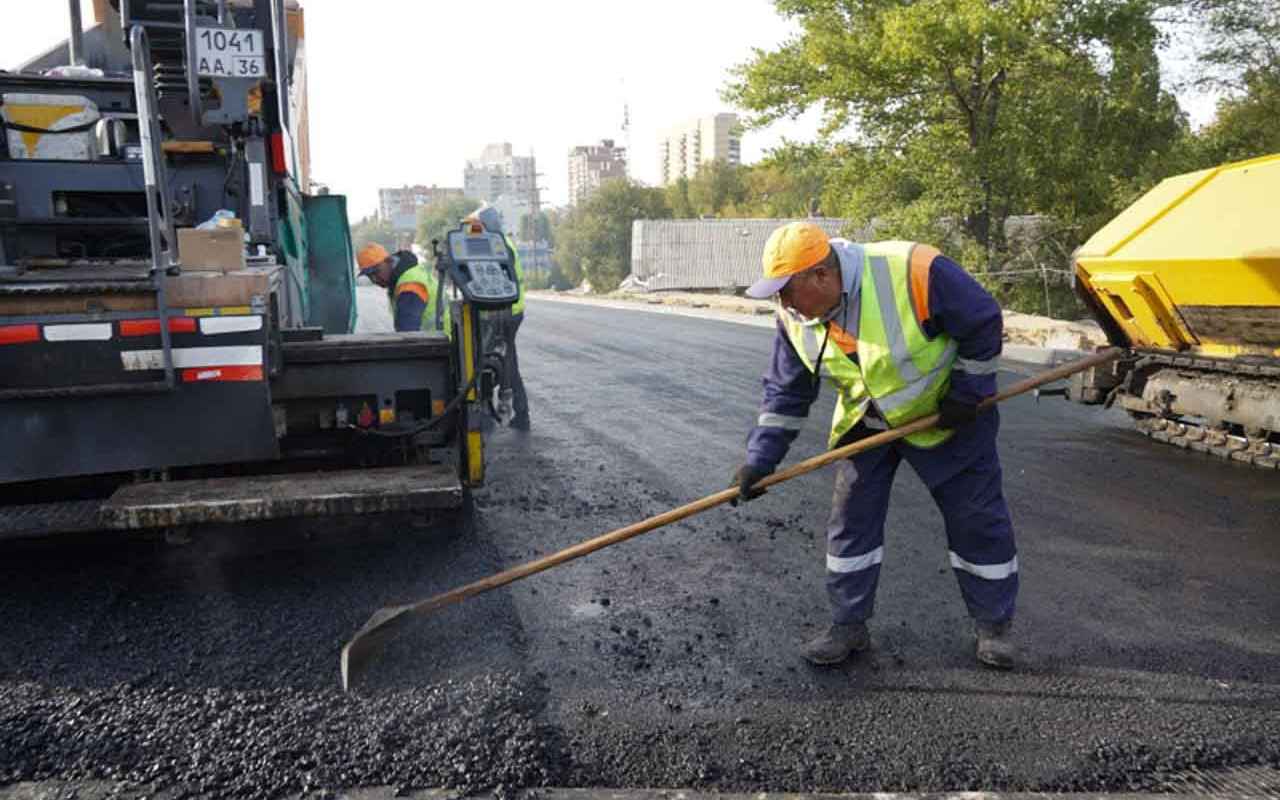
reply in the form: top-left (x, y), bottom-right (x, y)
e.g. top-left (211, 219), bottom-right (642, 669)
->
top-left (665, 177), bottom-right (696, 218)
top-left (687, 159), bottom-right (748, 217)
top-left (556, 178), bottom-right (672, 292)
top-left (726, 0), bottom-right (1186, 269)
top-left (415, 195), bottom-right (480, 250)
top-left (664, 147), bottom-right (832, 220)
top-left (350, 215), bottom-right (396, 253)
top-left (543, 206), bottom-right (566, 237)
top-left (1193, 79), bottom-right (1280, 163)
top-left (523, 261), bottom-right (573, 291)
top-left (1186, 0), bottom-right (1279, 91)
top-left (518, 210), bottom-right (554, 244)
top-left (1183, 0), bottom-right (1280, 163)
top-left (738, 145), bottom-right (830, 217)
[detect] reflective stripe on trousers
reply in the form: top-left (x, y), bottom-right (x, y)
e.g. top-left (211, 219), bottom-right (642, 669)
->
top-left (950, 552), bottom-right (1018, 580)
top-left (825, 457), bottom-right (889, 623)
top-left (955, 356), bottom-right (999, 375)
top-left (823, 412), bottom-right (1017, 625)
top-left (827, 545), bottom-right (884, 573)
top-left (758, 412), bottom-right (805, 430)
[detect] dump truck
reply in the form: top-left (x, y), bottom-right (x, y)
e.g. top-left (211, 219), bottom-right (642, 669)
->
top-left (0, 0), bottom-right (519, 538)
top-left (1069, 153), bottom-right (1280, 470)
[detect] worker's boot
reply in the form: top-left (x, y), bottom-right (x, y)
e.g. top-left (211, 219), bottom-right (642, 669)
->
top-left (800, 621), bottom-right (870, 665)
top-left (975, 620), bottom-right (1016, 670)
top-left (510, 413), bottom-right (530, 431)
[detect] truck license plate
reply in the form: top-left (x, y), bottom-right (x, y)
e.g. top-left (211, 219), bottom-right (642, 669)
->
top-left (194, 27), bottom-right (266, 79)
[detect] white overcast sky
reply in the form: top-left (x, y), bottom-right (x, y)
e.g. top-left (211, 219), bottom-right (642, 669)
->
top-left (9, 1), bottom-right (1220, 219)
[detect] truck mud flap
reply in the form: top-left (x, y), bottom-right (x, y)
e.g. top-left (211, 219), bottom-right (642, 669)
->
top-left (100, 465), bottom-right (463, 530)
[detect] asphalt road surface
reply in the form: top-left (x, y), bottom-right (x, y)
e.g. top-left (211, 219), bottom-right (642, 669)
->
top-left (2, 298), bottom-right (1278, 799)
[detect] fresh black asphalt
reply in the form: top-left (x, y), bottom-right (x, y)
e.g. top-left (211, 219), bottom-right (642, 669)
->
top-left (1, 298), bottom-right (1277, 798)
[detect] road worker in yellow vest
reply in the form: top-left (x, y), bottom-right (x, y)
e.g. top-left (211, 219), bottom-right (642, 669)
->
top-left (465, 204), bottom-right (529, 431)
top-left (733, 222), bottom-right (1017, 669)
top-left (356, 243), bottom-right (449, 335)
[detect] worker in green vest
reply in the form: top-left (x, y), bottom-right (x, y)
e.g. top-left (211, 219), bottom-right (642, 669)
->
top-left (467, 205), bottom-right (529, 430)
top-left (356, 243), bottom-right (450, 335)
top-left (733, 222), bottom-right (1017, 670)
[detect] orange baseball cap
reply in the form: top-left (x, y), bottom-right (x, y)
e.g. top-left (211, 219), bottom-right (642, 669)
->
top-left (356, 243), bottom-right (390, 275)
top-left (747, 222), bottom-right (833, 298)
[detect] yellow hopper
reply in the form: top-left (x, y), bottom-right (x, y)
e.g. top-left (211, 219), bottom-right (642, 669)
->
top-left (1074, 153), bottom-right (1280, 360)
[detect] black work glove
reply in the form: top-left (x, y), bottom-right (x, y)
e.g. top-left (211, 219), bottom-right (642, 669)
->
top-left (730, 464), bottom-right (770, 507)
top-left (392, 250), bottom-right (418, 270)
top-left (936, 394), bottom-right (979, 430)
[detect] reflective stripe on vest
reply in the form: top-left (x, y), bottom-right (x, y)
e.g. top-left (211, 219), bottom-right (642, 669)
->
top-left (779, 241), bottom-right (957, 449)
top-left (861, 251), bottom-right (957, 418)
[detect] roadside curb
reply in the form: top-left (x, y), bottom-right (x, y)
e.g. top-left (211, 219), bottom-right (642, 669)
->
top-left (1003, 343), bottom-right (1088, 368)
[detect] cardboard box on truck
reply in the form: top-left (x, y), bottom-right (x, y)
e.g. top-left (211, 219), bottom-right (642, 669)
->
top-left (177, 228), bottom-right (246, 273)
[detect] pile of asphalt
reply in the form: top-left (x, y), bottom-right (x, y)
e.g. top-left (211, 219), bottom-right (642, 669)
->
top-left (552, 704), bottom-right (1280, 794)
top-left (4, 671), bottom-right (1278, 798)
top-left (0, 674), bottom-right (563, 799)
top-left (0, 518), bottom-right (568, 800)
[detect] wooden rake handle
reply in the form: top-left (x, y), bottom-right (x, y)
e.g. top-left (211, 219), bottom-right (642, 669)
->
top-left (428, 347), bottom-right (1117, 609)
top-left (340, 348), bottom-right (1121, 689)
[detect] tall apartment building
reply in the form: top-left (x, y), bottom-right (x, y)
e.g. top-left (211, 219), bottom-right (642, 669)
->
top-left (567, 139), bottom-right (628, 206)
top-left (377, 184), bottom-right (464, 233)
top-left (463, 143), bottom-right (539, 234)
top-left (378, 185), bottom-right (465, 219)
top-left (658, 113), bottom-right (743, 186)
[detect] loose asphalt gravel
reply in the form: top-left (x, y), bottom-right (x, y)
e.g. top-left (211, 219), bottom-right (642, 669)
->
top-left (1, 297), bottom-right (1278, 798)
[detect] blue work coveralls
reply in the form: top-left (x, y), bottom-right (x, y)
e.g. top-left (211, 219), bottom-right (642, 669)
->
top-left (746, 251), bottom-right (1018, 625)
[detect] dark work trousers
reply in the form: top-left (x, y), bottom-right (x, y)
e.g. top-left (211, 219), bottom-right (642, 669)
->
top-left (825, 409), bottom-right (1018, 626)
top-left (503, 312), bottom-right (528, 421)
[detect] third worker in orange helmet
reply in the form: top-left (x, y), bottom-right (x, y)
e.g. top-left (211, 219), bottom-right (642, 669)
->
top-left (356, 242), bottom-right (450, 334)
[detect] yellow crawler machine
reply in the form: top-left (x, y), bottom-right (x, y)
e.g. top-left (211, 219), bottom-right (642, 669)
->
top-left (1071, 152), bottom-right (1280, 469)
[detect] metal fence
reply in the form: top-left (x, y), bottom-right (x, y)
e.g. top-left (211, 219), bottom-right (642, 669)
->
top-left (629, 218), bottom-right (855, 292)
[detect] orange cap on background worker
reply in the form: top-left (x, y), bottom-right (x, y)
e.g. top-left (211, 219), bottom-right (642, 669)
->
top-left (356, 243), bottom-right (391, 277)
top-left (746, 221), bottom-right (834, 298)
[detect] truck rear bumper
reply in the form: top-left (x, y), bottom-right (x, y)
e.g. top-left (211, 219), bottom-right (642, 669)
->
top-left (100, 465), bottom-right (464, 530)
top-left (0, 465), bottom-right (464, 539)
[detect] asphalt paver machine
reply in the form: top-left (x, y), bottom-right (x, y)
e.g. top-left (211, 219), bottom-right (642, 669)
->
top-left (0, 0), bottom-right (519, 538)
top-left (1067, 153), bottom-right (1280, 469)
